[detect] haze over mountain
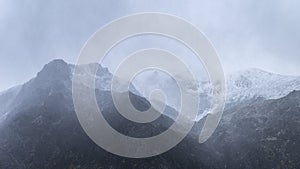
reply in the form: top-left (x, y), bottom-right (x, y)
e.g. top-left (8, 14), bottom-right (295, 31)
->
top-left (0, 59), bottom-right (299, 169)
top-left (132, 67), bottom-right (300, 120)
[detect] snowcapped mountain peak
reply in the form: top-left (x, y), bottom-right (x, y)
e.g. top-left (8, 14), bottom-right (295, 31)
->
top-left (71, 63), bottom-right (121, 92)
top-left (130, 67), bottom-right (300, 120)
top-left (1, 59), bottom-right (299, 123)
top-left (226, 68), bottom-right (300, 103)
top-left (0, 59), bottom-right (140, 116)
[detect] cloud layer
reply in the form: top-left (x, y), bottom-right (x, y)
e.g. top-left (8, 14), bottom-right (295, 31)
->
top-left (0, 0), bottom-right (299, 91)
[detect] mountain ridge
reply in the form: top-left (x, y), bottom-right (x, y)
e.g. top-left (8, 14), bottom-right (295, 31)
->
top-left (1, 59), bottom-right (300, 122)
top-left (0, 59), bottom-right (299, 168)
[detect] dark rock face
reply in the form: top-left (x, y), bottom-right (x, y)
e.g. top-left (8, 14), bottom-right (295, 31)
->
top-left (0, 84), bottom-right (211, 169)
top-left (202, 90), bottom-right (300, 169)
top-left (0, 59), bottom-right (299, 169)
top-left (0, 90), bottom-right (184, 169)
top-left (0, 60), bottom-right (210, 169)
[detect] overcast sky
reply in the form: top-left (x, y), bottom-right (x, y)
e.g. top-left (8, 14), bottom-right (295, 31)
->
top-left (0, 0), bottom-right (299, 91)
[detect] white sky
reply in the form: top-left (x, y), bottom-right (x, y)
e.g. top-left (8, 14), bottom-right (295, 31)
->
top-left (0, 0), bottom-right (299, 91)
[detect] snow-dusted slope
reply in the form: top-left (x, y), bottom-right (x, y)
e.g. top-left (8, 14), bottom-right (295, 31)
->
top-left (1, 60), bottom-right (299, 121)
top-left (134, 68), bottom-right (300, 103)
top-left (132, 68), bottom-right (300, 120)
top-left (227, 68), bottom-right (300, 103)
top-left (71, 63), bottom-right (139, 94)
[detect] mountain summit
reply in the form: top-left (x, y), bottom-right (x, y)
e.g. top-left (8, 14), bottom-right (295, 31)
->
top-left (0, 60), bottom-right (299, 169)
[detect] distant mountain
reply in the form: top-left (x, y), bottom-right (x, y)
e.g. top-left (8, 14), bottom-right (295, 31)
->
top-left (0, 59), bottom-right (299, 169)
top-left (132, 68), bottom-right (300, 120)
top-left (226, 68), bottom-right (300, 103)
top-left (0, 60), bottom-right (139, 116)
top-left (0, 59), bottom-right (210, 169)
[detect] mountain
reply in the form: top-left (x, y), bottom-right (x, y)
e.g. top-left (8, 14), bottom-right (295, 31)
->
top-left (226, 68), bottom-right (300, 103)
top-left (201, 90), bottom-right (300, 169)
top-left (0, 59), bottom-right (211, 169)
top-left (132, 70), bottom-right (203, 112)
top-left (132, 70), bottom-right (181, 111)
top-left (0, 60), bottom-right (139, 115)
top-left (132, 68), bottom-right (300, 120)
top-left (0, 59), bottom-right (299, 169)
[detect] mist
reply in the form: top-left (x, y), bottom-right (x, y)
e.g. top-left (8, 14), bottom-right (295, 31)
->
top-left (0, 0), bottom-right (299, 91)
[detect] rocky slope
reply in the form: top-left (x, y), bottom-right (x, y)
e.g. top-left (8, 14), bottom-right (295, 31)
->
top-left (0, 59), bottom-right (299, 169)
top-left (0, 59), bottom-right (210, 169)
